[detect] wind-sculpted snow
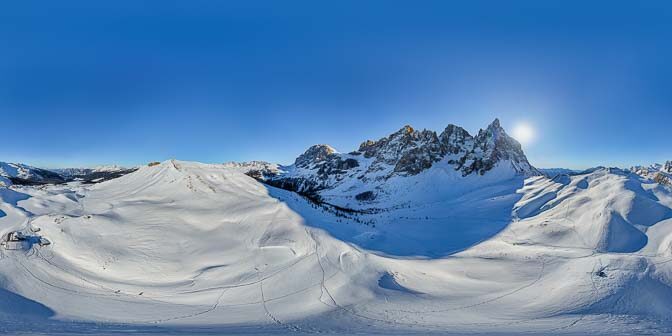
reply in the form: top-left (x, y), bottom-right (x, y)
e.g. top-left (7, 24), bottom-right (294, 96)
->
top-left (2, 161), bottom-right (672, 334)
top-left (511, 168), bottom-right (672, 253)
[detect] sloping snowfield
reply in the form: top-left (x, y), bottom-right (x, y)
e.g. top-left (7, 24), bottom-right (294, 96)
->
top-left (2, 161), bottom-right (672, 335)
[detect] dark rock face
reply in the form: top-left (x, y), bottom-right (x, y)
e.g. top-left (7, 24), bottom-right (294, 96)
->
top-left (290, 144), bottom-right (360, 184)
top-left (664, 161), bottom-right (672, 174)
top-left (355, 191), bottom-right (376, 201)
top-left (457, 119), bottom-right (536, 176)
top-left (316, 157), bottom-right (359, 177)
top-left (439, 124), bottom-right (473, 158)
top-left (654, 172), bottom-right (671, 186)
top-left (357, 125), bottom-right (445, 176)
top-left (393, 130), bottom-right (444, 175)
top-left (358, 125), bottom-right (419, 162)
top-left (263, 176), bottom-right (321, 196)
top-left (339, 158), bottom-right (359, 170)
top-left (295, 145), bottom-right (337, 169)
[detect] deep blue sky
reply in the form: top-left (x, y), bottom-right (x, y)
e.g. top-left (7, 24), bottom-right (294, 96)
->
top-left (2, 1), bottom-right (671, 169)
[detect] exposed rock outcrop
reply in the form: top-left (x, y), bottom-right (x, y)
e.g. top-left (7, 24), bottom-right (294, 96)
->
top-left (457, 119), bottom-right (537, 176)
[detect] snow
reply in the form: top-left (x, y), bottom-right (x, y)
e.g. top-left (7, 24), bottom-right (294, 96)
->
top-left (0, 161), bottom-right (37, 180)
top-left (538, 167), bottom-right (582, 178)
top-left (1, 160), bottom-right (672, 334)
top-left (0, 176), bottom-right (10, 188)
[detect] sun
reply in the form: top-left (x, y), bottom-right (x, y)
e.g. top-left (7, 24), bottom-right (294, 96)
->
top-left (512, 123), bottom-right (535, 145)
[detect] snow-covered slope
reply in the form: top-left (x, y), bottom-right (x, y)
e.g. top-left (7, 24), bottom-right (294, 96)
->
top-left (2, 160), bottom-right (672, 334)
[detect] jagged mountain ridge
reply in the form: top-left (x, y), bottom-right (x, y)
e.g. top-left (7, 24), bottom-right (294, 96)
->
top-left (631, 161), bottom-right (672, 185)
top-left (263, 119), bottom-right (539, 205)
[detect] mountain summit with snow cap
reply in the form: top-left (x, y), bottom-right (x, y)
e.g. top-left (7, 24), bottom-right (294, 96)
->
top-left (264, 119), bottom-right (539, 207)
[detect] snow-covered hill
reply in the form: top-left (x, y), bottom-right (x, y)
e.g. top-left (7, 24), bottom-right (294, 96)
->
top-left (2, 159), bottom-right (672, 334)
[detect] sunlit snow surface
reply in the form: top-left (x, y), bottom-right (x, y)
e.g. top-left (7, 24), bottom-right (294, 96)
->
top-left (1, 161), bottom-right (672, 335)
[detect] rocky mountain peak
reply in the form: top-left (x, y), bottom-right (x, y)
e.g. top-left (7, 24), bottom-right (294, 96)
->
top-left (295, 144), bottom-right (337, 169)
top-left (439, 124), bottom-right (473, 155)
top-left (397, 125), bottom-right (414, 135)
top-left (440, 124), bottom-right (471, 138)
top-left (355, 125), bottom-right (444, 175)
top-left (266, 119), bottom-right (539, 199)
top-left (478, 118), bottom-right (505, 144)
top-left (459, 119), bottom-right (535, 176)
top-left (488, 118), bottom-right (502, 130)
top-left (664, 161), bottom-right (672, 173)
top-left (631, 161), bottom-right (672, 186)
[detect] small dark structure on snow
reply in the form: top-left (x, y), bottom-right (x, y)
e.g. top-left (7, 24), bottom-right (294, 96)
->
top-left (2, 231), bottom-right (27, 250)
top-left (1, 231), bottom-right (51, 250)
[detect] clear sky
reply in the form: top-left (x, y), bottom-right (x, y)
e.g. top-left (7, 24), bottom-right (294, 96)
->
top-left (2, 1), bottom-right (671, 169)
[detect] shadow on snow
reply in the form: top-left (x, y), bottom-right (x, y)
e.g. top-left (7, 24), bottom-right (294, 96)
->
top-left (263, 179), bottom-right (525, 259)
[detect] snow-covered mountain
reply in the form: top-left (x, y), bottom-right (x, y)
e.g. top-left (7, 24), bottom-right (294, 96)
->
top-left (0, 161), bottom-right (65, 185)
top-left (0, 162), bottom-right (135, 186)
top-left (2, 159), bottom-right (672, 334)
top-left (264, 119), bottom-right (539, 208)
top-left (54, 165), bottom-right (128, 178)
top-left (3, 121), bottom-right (672, 334)
top-left (221, 160), bottom-right (280, 179)
top-left (631, 161), bottom-right (672, 186)
top-left (538, 167), bottom-right (582, 178)
top-left (52, 165), bottom-right (137, 184)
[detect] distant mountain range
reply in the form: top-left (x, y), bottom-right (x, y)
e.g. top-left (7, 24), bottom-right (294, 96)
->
top-left (631, 161), bottom-right (672, 185)
top-left (240, 119), bottom-right (540, 209)
top-left (0, 162), bottom-right (136, 186)
top-left (0, 162), bottom-right (67, 185)
top-left (2, 119), bottom-right (670, 199)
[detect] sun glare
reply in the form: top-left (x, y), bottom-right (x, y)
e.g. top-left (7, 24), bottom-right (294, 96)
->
top-left (512, 123), bottom-right (535, 145)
